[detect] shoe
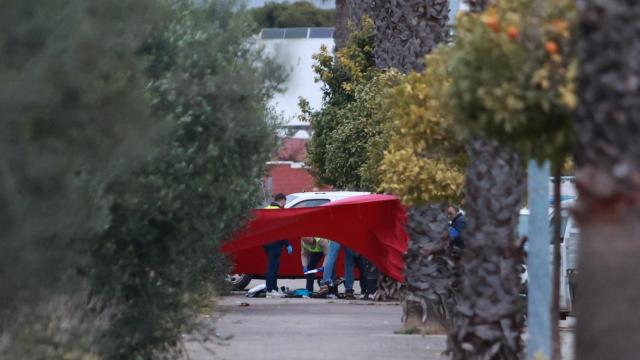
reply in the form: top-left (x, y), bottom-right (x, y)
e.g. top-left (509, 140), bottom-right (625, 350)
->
top-left (315, 284), bottom-right (329, 298)
top-left (333, 277), bottom-right (345, 288)
top-left (345, 291), bottom-right (356, 300)
top-left (266, 290), bottom-right (286, 298)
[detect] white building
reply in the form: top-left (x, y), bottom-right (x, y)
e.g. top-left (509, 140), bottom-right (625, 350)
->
top-left (256, 2), bottom-right (466, 136)
top-left (258, 27), bottom-right (335, 136)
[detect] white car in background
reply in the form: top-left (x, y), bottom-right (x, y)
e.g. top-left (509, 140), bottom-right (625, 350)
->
top-left (226, 191), bottom-right (370, 290)
top-left (284, 191), bottom-right (370, 208)
top-left (518, 198), bottom-right (579, 318)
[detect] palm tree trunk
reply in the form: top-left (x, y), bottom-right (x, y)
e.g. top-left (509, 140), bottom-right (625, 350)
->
top-left (345, 0), bottom-right (372, 28)
top-left (369, 0), bottom-right (450, 73)
top-left (373, 275), bottom-right (404, 302)
top-left (367, 1), bottom-right (451, 306)
top-left (448, 1), bottom-right (527, 358)
top-left (400, 204), bottom-right (456, 334)
top-left (449, 138), bottom-right (526, 359)
top-left (574, 1), bottom-right (640, 359)
top-left (334, 0), bottom-right (349, 50)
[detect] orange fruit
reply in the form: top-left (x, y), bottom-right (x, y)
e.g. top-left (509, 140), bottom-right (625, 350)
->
top-left (507, 25), bottom-right (519, 40)
top-left (483, 15), bottom-right (501, 33)
top-left (545, 41), bottom-right (559, 55)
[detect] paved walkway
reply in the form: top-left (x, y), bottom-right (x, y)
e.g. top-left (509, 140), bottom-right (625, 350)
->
top-left (187, 293), bottom-right (446, 359)
top-left (186, 280), bottom-right (575, 360)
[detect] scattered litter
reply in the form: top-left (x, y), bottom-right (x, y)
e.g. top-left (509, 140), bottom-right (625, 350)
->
top-left (246, 283), bottom-right (267, 298)
top-left (238, 302), bottom-right (250, 307)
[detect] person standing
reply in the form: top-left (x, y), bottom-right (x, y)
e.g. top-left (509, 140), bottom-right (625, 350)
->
top-left (447, 205), bottom-right (466, 249)
top-left (263, 193), bottom-right (293, 297)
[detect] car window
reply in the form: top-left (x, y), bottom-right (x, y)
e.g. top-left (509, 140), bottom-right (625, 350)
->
top-left (290, 199), bottom-right (331, 208)
top-left (559, 215), bottom-right (569, 242)
top-left (286, 194), bottom-right (299, 205)
top-left (549, 214), bottom-right (569, 243)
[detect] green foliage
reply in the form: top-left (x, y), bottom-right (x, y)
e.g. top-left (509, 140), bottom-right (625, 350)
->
top-left (448, 0), bottom-right (577, 163)
top-left (87, 1), bottom-right (283, 358)
top-left (304, 18), bottom-right (391, 190)
top-left (323, 70), bottom-right (400, 190)
top-left (250, 1), bottom-right (335, 28)
top-left (0, 0), bottom-right (164, 357)
top-left (380, 48), bottom-right (466, 205)
top-left (311, 18), bottom-right (377, 108)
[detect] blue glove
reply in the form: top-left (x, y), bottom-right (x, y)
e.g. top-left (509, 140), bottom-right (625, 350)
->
top-left (286, 245), bottom-right (293, 255)
top-left (303, 266), bottom-right (309, 274)
top-left (317, 266), bottom-right (324, 273)
top-left (449, 227), bottom-right (460, 239)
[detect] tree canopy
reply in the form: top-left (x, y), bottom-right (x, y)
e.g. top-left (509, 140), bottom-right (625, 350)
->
top-left (88, 1), bottom-right (284, 358)
top-left (0, 0), bottom-right (285, 358)
top-left (302, 19), bottom-right (399, 191)
top-left (449, 0), bottom-right (577, 164)
top-left (250, 1), bottom-right (335, 28)
top-left (0, 0), bottom-right (165, 357)
top-left (380, 47), bottom-right (466, 206)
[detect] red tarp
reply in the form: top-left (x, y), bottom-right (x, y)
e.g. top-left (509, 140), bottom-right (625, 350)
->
top-left (221, 194), bottom-right (409, 282)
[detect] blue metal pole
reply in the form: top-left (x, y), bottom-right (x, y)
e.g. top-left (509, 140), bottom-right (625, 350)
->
top-left (527, 160), bottom-right (552, 359)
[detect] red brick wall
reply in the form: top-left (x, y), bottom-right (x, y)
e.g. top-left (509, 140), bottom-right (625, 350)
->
top-left (267, 164), bottom-right (317, 195)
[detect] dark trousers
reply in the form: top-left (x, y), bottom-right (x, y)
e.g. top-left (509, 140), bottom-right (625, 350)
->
top-left (355, 255), bottom-right (378, 296)
top-left (353, 254), bottom-right (368, 294)
top-left (263, 242), bottom-right (284, 292)
top-left (305, 252), bottom-right (324, 292)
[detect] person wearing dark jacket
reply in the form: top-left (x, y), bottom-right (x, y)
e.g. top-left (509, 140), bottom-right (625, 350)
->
top-left (263, 193), bottom-right (293, 297)
top-left (447, 205), bottom-right (466, 249)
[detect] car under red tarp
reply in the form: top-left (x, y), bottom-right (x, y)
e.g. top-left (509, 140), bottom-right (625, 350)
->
top-left (221, 194), bottom-right (409, 282)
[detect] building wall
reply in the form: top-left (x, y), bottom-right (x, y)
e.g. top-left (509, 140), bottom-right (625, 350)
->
top-left (267, 163), bottom-right (318, 195)
top-left (259, 36), bottom-right (334, 127)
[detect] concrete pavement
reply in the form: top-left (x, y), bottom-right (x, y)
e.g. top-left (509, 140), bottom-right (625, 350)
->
top-left (186, 280), bottom-right (446, 360)
top-left (186, 280), bottom-right (575, 360)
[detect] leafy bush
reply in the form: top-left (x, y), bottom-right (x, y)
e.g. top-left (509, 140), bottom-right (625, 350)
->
top-left (87, 1), bottom-right (284, 358)
top-left (380, 48), bottom-right (466, 205)
top-left (303, 19), bottom-right (393, 190)
top-left (0, 0), bottom-right (164, 357)
top-left (448, 0), bottom-right (577, 163)
top-left (321, 70), bottom-right (400, 190)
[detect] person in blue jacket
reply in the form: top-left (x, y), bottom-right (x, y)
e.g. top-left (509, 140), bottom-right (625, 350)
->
top-left (448, 205), bottom-right (466, 249)
top-left (263, 193), bottom-right (293, 297)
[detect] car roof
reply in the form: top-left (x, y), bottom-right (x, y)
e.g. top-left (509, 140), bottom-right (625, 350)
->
top-left (285, 191), bottom-right (370, 207)
top-left (288, 191), bottom-right (369, 198)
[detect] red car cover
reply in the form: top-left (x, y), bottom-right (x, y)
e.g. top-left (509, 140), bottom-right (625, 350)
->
top-left (221, 194), bottom-right (409, 282)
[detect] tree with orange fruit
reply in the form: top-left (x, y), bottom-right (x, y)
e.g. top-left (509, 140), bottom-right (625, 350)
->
top-left (445, 0), bottom-right (577, 359)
